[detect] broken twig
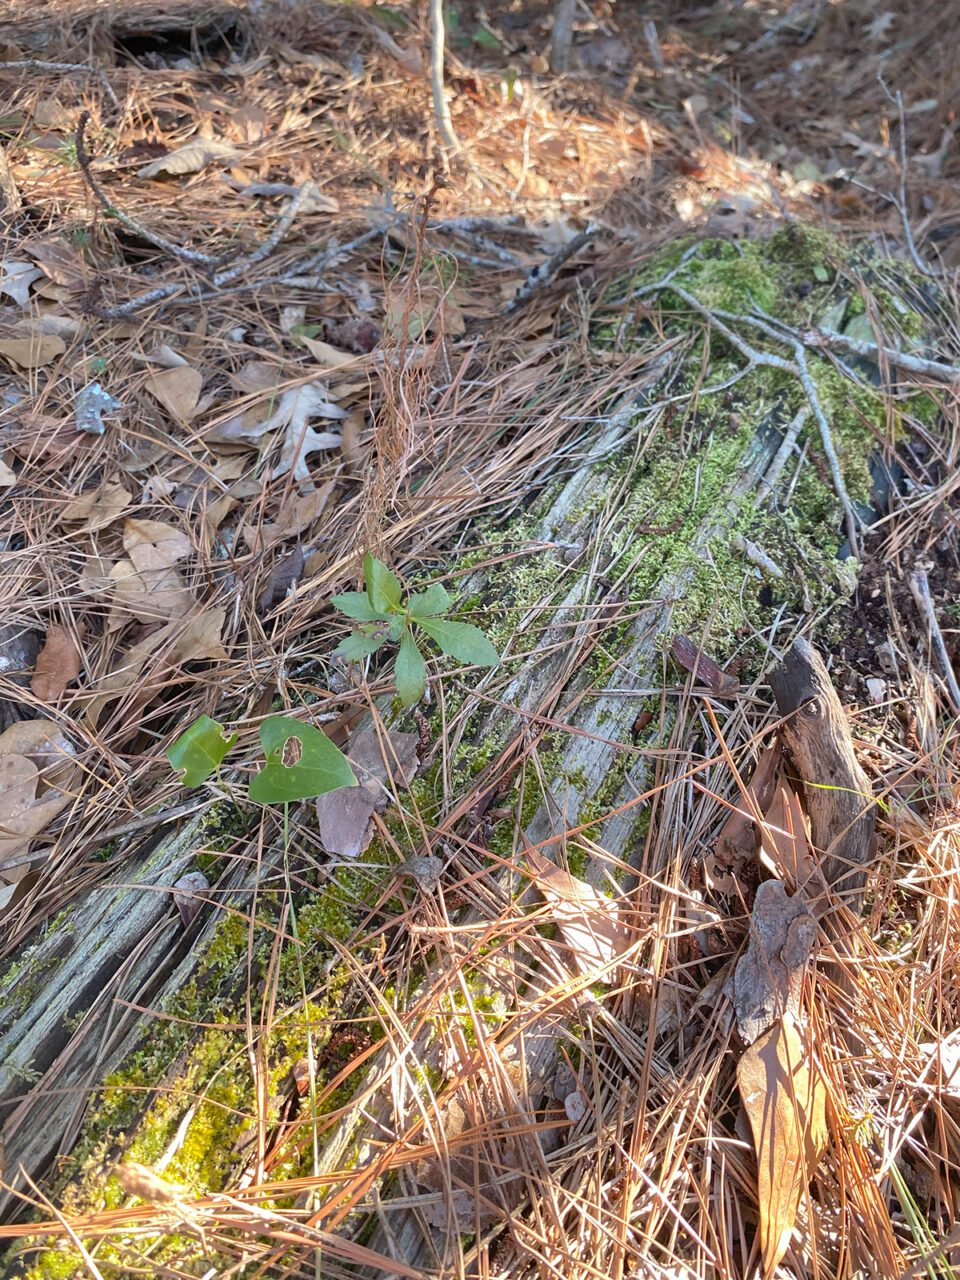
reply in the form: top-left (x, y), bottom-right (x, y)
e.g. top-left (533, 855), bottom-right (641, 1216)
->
top-left (909, 567), bottom-right (960, 713)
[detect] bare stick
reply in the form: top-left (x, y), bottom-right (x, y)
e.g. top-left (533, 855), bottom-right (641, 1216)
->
top-left (212, 183), bottom-right (311, 287)
top-left (550, 0), bottom-right (577, 72)
top-left (660, 284), bottom-right (861, 554)
top-left (504, 226), bottom-right (598, 314)
top-left (880, 75), bottom-right (937, 278)
top-left (791, 340), bottom-right (860, 557)
top-left (802, 325), bottom-right (960, 383)
top-left (1, 59), bottom-right (120, 111)
top-left (429, 0), bottom-right (460, 153)
top-left (909, 567), bottom-right (960, 713)
top-left (76, 113), bottom-right (222, 268)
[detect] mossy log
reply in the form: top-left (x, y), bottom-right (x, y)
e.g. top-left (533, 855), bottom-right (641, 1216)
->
top-left (0, 231), bottom-right (939, 1277)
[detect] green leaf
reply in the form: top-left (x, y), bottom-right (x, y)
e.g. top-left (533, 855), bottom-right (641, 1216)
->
top-left (395, 630), bottom-right (426, 706)
top-left (407, 582), bottom-right (451, 617)
top-left (417, 618), bottom-right (499, 667)
top-left (364, 553), bottom-right (403, 614)
top-left (331, 591), bottom-right (384, 622)
top-left (334, 630), bottom-right (388, 660)
top-left (249, 716), bottom-right (357, 804)
top-left (812, 264), bottom-right (829, 282)
top-left (167, 715), bottom-right (237, 787)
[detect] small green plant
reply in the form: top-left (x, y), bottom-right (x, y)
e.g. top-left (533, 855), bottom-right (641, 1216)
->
top-left (331, 554), bottom-right (499, 706)
top-left (166, 715), bottom-right (237, 787)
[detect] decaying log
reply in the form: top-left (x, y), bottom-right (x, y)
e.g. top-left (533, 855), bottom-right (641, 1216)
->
top-left (769, 638), bottom-right (876, 906)
top-left (0, 232), bottom-right (916, 1275)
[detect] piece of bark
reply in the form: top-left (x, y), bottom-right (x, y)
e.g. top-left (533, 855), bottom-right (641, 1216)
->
top-left (769, 639), bottom-right (875, 907)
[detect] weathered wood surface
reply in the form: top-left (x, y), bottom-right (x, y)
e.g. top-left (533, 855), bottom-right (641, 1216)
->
top-left (769, 638), bottom-right (876, 905)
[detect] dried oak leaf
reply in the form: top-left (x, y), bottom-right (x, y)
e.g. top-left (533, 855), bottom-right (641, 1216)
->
top-left (525, 848), bottom-right (627, 979)
top-left (144, 366), bottom-right (203, 422)
top-left (138, 138), bottom-right (240, 178)
top-left (705, 741), bottom-right (781, 895)
top-left (61, 479), bottom-right (133, 531)
top-left (0, 719), bottom-right (78, 872)
top-left (315, 783), bottom-right (379, 860)
top-left (737, 1012), bottom-right (828, 1274)
top-left (31, 623), bottom-right (83, 702)
top-left (0, 332), bottom-right (65, 369)
top-left (672, 633), bottom-right (739, 697)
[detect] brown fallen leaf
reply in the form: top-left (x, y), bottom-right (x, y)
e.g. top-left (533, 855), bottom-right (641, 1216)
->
top-left (258, 481), bottom-right (335, 548)
top-left (172, 870), bottom-right (211, 928)
top-left (0, 719), bottom-right (78, 872)
top-left (84, 608), bottom-right (228, 729)
top-left (525, 847), bottom-right (627, 979)
top-left (61, 479), bottom-right (133, 531)
top-left (705, 741), bottom-right (781, 894)
top-left (144, 366), bottom-right (203, 422)
top-left (348, 728), bottom-right (419, 792)
top-left (314, 783), bottom-right (379, 860)
top-left (109, 518), bottom-right (195, 623)
top-left (731, 880), bottom-right (816, 1045)
top-left (257, 544), bottom-right (305, 614)
top-left (31, 623), bottom-right (83, 702)
top-left (760, 781), bottom-right (821, 895)
top-left (298, 335), bottom-right (361, 368)
top-left (116, 1160), bottom-right (188, 1205)
top-left (672, 633), bottom-right (739, 697)
top-left (737, 1012), bottom-right (828, 1275)
top-left (0, 333), bottom-right (65, 369)
top-left (138, 138), bottom-right (240, 178)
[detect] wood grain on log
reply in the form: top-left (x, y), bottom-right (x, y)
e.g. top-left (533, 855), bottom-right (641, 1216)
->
top-left (768, 638), bottom-right (876, 907)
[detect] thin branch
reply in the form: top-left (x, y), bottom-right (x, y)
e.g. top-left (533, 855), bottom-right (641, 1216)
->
top-left (429, 0), bottom-right (460, 153)
top-left (211, 183), bottom-right (311, 287)
top-left (660, 283), bottom-right (861, 555)
top-left (504, 226), bottom-right (599, 314)
top-left (909, 567), bottom-right (960, 713)
top-left (76, 113), bottom-right (222, 268)
top-left (879, 75), bottom-right (937, 278)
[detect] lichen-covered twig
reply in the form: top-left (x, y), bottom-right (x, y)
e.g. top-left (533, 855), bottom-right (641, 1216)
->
top-left (504, 225), bottom-right (599, 314)
top-left (801, 325), bottom-right (960, 383)
top-left (76, 113), bottom-right (222, 268)
top-left (909, 567), bottom-right (960, 713)
top-left (649, 282), bottom-right (861, 555)
top-left (210, 183), bottom-right (311, 287)
top-left (2, 60), bottom-right (120, 111)
top-left (95, 226), bottom-right (388, 319)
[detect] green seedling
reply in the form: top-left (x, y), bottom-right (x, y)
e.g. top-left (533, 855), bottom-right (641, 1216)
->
top-left (332, 553), bottom-right (499, 707)
top-left (166, 715), bottom-right (237, 787)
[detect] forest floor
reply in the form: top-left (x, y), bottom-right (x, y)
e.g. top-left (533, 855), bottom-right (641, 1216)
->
top-left (0, 0), bottom-right (959, 1277)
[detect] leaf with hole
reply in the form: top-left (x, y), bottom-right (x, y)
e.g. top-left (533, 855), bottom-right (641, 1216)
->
top-left (417, 618), bottom-right (499, 667)
top-left (407, 582), bottom-right (451, 617)
top-left (395, 630), bottom-right (426, 706)
top-left (248, 716), bottom-right (357, 804)
top-left (167, 715), bottom-right (237, 787)
top-left (364, 553), bottom-right (403, 613)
